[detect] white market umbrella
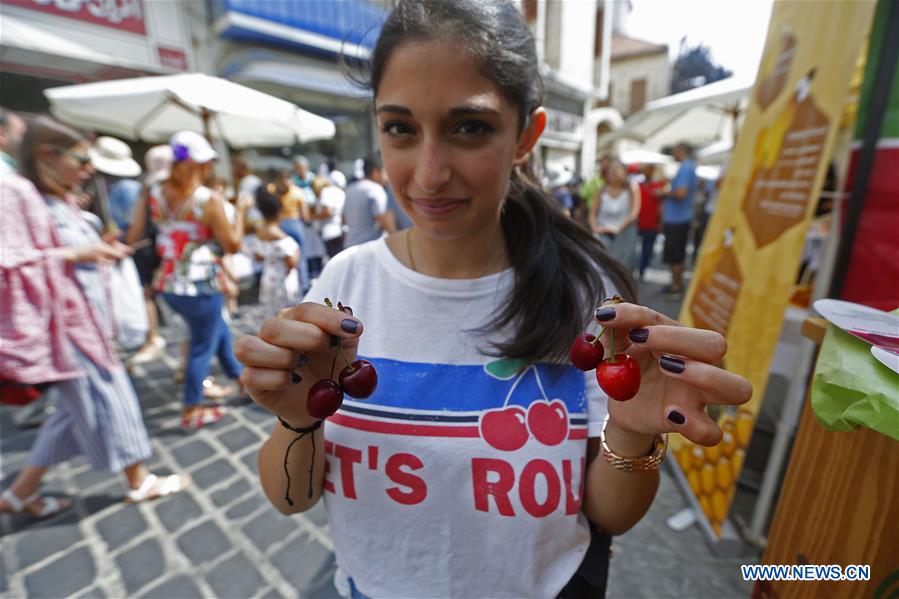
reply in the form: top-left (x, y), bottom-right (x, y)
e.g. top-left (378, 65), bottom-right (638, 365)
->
top-left (696, 164), bottom-right (722, 180)
top-left (696, 139), bottom-right (733, 165)
top-left (45, 73), bottom-right (335, 148)
top-left (617, 76), bottom-right (752, 151)
top-left (619, 148), bottom-right (674, 165)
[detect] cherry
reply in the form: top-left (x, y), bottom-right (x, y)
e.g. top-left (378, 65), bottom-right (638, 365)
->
top-left (480, 407), bottom-right (529, 451)
top-left (527, 400), bottom-right (569, 446)
top-left (569, 333), bottom-right (604, 371)
top-left (307, 379), bottom-right (344, 419)
top-left (338, 359), bottom-right (378, 398)
top-left (596, 354), bottom-right (641, 401)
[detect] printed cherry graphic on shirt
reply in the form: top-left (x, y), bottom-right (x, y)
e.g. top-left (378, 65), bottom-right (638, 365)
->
top-left (479, 359), bottom-right (570, 450)
top-left (526, 400), bottom-right (569, 446)
top-left (480, 406), bottom-right (529, 451)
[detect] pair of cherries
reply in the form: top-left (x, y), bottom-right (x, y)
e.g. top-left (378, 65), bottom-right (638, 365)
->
top-left (306, 300), bottom-right (378, 419)
top-left (568, 299), bottom-right (641, 401)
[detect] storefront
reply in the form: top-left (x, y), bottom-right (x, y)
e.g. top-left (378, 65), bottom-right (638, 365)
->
top-left (208, 0), bottom-right (386, 174)
top-left (538, 74), bottom-right (592, 178)
top-left (0, 0), bottom-right (192, 113)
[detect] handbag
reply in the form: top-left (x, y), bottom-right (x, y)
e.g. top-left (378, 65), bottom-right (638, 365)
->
top-left (131, 187), bottom-right (162, 279)
top-left (0, 380), bottom-right (53, 406)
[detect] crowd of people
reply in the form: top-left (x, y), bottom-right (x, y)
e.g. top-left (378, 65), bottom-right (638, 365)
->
top-left (0, 99), bottom-right (712, 509)
top-left (548, 143), bottom-right (713, 295)
top-left (0, 106), bottom-right (407, 516)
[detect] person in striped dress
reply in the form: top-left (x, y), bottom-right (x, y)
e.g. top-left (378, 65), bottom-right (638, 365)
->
top-left (0, 117), bottom-right (190, 519)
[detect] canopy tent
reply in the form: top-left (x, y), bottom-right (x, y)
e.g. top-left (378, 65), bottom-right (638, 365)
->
top-left (696, 139), bottom-right (734, 165)
top-left (44, 73), bottom-right (335, 148)
top-left (617, 76), bottom-right (753, 151)
top-left (619, 148), bottom-right (674, 165)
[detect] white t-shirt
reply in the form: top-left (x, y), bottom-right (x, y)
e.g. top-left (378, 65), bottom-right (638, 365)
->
top-left (342, 179), bottom-right (388, 248)
top-left (303, 239), bottom-right (612, 598)
top-left (319, 185), bottom-right (347, 242)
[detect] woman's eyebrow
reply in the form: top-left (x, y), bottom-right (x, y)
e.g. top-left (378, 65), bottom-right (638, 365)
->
top-left (376, 104), bottom-right (501, 117)
top-left (448, 105), bottom-right (501, 117)
top-left (376, 104), bottom-right (412, 115)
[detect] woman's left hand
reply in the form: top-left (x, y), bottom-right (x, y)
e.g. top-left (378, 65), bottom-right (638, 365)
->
top-left (594, 301), bottom-right (752, 446)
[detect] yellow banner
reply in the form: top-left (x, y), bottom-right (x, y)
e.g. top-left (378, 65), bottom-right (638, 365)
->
top-left (672, 0), bottom-right (875, 537)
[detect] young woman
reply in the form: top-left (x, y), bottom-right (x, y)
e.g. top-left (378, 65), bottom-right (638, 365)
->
top-left (235, 1), bottom-right (751, 597)
top-left (0, 117), bottom-right (189, 518)
top-left (590, 159), bottom-right (642, 271)
top-left (126, 131), bottom-right (248, 429)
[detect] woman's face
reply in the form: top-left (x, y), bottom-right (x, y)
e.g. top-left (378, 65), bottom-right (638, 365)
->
top-left (607, 162), bottom-right (626, 185)
top-left (375, 38), bottom-right (542, 241)
top-left (45, 140), bottom-right (94, 191)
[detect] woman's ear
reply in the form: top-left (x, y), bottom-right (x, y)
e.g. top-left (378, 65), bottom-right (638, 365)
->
top-left (513, 108), bottom-right (546, 166)
top-left (36, 144), bottom-right (57, 162)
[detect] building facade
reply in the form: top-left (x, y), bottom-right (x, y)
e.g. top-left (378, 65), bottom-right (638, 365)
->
top-left (0, 0), bottom-right (193, 114)
top-left (204, 0), bottom-right (386, 174)
top-left (524, 0), bottom-right (616, 179)
top-left (607, 34), bottom-right (670, 117)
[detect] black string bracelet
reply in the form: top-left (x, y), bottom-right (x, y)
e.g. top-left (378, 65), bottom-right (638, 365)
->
top-left (278, 417), bottom-right (323, 506)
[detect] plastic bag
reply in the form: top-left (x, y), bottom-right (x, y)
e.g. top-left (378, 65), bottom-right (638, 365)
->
top-left (109, 257), bottom-right (148, 350)
top-left (810, 321), bottom-right (899, 441)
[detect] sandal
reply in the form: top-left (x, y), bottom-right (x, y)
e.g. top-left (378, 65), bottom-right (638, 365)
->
top-left (1, 488), bottom-right (71, 519)
top-left (124, 473), bottom-right (191, 504)
top-left (202, 378), bottom-right (235, 400)
top-left (181, 405), bottom-right (228, 429)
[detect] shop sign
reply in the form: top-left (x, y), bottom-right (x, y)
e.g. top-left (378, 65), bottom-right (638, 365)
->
top-left (545, 108), bottom-right (583, 137)
top-left (157, 47), bottom-right (188, 71)
top-left (4, 0), bottom-right (146, 36)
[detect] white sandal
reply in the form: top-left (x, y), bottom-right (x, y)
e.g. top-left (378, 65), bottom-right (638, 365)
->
top-left (124, 473), bottom-right (191, 504)
top-left (1, 488), bottom-right (70, 519)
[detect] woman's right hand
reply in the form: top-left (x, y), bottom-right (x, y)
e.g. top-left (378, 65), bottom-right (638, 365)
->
top-left (234, 302), bottom-right (363, 427)
top-left (68, 240), bottom-right (131, 263)
top-left (236, 192), bottom-right (254, 214)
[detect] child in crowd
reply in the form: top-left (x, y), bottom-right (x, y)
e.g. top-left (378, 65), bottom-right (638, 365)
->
top-left (249, 184), bottom-right (302, 318)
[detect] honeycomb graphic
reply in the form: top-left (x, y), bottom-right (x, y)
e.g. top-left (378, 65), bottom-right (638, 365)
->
top-left (675, 408), bottom-right (753, 534)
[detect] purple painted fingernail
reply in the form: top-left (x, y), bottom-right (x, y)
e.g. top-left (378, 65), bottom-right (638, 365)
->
top-left (629, 328), bottom-right (649, 343)
top-left (294, 353), bottom-right (309, 368)
top-left (667, 409), bottom-right (686, 425)
top-left (660, 355), bottom-right (686, 374)
top-left (595, 307), bottom-right (616, 322)
top-left (291, 372), bottom-right (302, 384)
top-left (340, 319), bottom-right (359, 334)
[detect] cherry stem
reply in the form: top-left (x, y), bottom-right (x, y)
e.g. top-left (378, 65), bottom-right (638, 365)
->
top-left (609, 329), bottom-right (617, 363)
top-left (329, 338), bottom-right (339, 380)
top-left (590, 328), bottom-right (607, 347)
top-left (337, 346), bottom-right (355, 372)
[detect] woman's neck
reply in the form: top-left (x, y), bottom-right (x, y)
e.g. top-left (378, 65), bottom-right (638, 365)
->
top-left (165, 178), bottom-right (200, 202)
top-left (399, 225), bottom-right (510, 279)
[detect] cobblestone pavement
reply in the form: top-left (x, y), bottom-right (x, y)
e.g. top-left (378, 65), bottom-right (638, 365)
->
top-left (1, 262), bottom-right (757, 599)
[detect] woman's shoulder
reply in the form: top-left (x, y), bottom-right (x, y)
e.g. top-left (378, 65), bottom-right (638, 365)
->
top-left (278, 235), bottom-right (299, 252)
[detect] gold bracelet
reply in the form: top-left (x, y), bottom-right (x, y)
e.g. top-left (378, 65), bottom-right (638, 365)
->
top-left (600, 414), bottom-right (667, 472)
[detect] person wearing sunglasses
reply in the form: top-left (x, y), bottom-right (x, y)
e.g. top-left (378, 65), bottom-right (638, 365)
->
top-left (0, 116), bottom-right (191, 519)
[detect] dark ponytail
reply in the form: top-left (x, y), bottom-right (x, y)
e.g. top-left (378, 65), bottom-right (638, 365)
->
top-left (488, 164), bottom-right (636, 364)
top-left (364, 0), bottom-right (636, 365)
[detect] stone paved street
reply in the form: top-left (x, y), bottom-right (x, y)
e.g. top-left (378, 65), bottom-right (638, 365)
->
top-left (1, 260), bottom-right (758, 598)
